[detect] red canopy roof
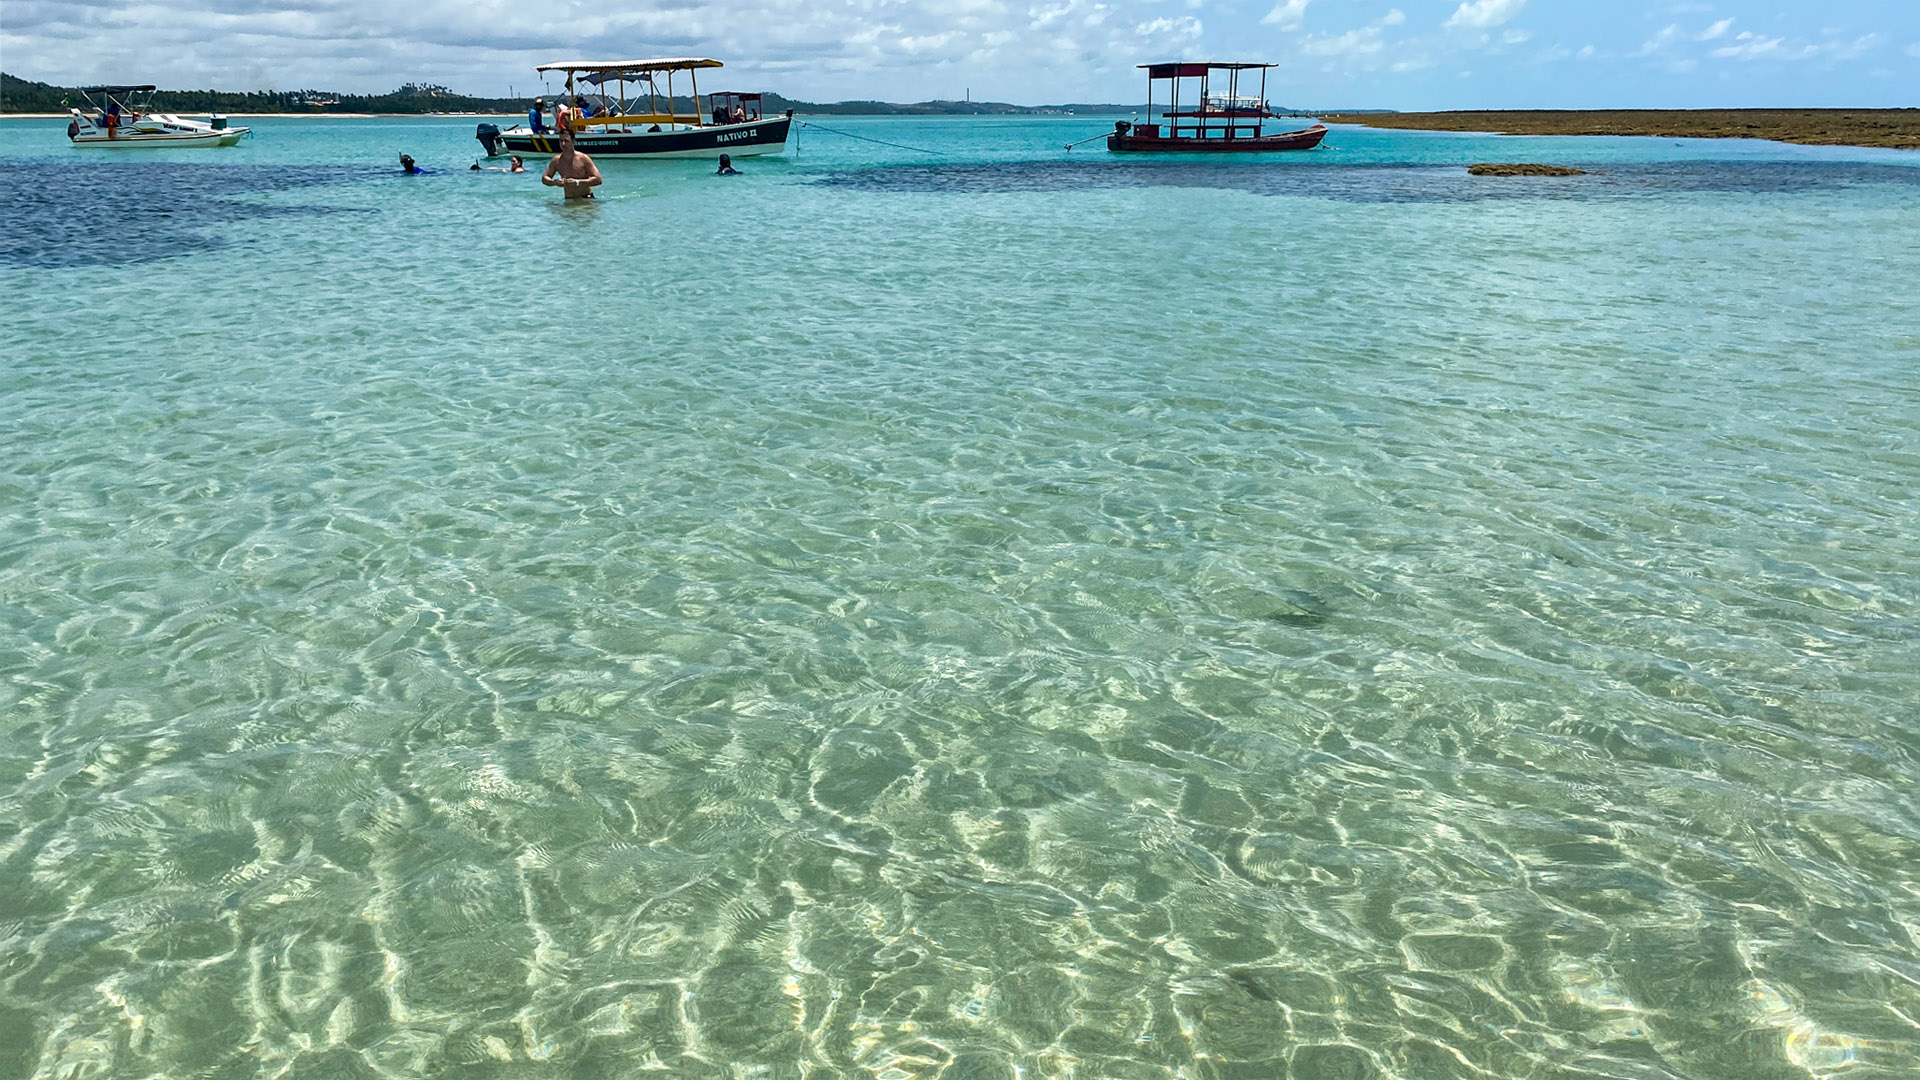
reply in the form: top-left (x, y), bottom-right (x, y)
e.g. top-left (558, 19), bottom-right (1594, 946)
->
top-left (1141, 62), bottom-right (1276, 78)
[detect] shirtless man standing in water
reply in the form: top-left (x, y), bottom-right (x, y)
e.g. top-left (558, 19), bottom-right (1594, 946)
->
top-left (541, 131), bottom-right (603, 200)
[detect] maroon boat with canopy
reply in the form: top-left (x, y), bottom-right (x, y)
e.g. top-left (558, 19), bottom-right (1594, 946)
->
top-left (1108, 62), bottom-right (1326, 152)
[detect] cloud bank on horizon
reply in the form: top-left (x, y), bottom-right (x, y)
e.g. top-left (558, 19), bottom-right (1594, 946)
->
top-left (2, 0), bottom-right (1914, 107)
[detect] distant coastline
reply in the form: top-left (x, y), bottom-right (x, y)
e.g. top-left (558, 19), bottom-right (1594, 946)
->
top-left (1, 71), bottom-right (1145, 118)
top-left (14, 68), bottom-right (1911, 151)
top-left (1322, 109), bottom-right (1920, 151)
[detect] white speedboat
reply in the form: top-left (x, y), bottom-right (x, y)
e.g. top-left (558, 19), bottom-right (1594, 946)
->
top-left (68, 85), bottom-right (249, 148)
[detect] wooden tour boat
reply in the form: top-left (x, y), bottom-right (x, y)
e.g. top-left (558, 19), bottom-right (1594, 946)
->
top-left (1108, 62), bottom-right (1325, 153)
top-left (480, 58), bottom-right (791, 160)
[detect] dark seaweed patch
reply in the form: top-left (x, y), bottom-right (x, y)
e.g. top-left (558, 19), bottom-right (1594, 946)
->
top-left (0, 161), bottom-right (367, 269)
top-left (814, 159), bottom-right (1920, 204)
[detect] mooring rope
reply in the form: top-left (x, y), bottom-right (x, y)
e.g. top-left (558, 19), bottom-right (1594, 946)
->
top-left (795, 120), bottom-right (940, 155)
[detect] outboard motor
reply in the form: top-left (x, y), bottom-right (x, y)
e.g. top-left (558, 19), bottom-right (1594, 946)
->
top-left (1114, 120), bottom-right (1131, 136)
top-left (475, 123), bottom-right (504, 156)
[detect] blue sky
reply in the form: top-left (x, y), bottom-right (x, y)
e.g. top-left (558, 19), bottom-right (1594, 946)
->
top-left (3, 1), bottom-right (1916, 107)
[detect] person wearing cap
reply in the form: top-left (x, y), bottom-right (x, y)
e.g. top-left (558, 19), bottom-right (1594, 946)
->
top-left (529, 98), bottom-right (547, 134)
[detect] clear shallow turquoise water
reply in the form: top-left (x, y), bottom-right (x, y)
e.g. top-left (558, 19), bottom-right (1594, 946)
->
top-left (1, 115), bottom-right (1918, 1079)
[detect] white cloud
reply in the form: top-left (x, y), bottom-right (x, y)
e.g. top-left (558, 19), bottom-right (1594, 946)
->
top-left (1291, 17), bottom-right (1431, 75)
top-left (0, 0), bottom-right (1897, 106)
top-left (1134, 16), bottom-right (1202, 38)
top-left (1639, 24), bottom-right (1683, 55)
top-left (1300, 26), bottom-right (1385, 58)
top-left (1710, 31), bottom-right (1880, 62)
top-left (1827, 33), bottom-right (1880, 60)
top-left (1261, 0), bottom-right (1311, 30)
top-left (0, 0), bottom-right (1242, 102)
top-left (1445, 0), bottom-right (1527, 30)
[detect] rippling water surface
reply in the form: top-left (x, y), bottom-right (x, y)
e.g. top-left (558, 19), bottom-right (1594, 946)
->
top-left (1, 115), bottom-right (1917, 1079)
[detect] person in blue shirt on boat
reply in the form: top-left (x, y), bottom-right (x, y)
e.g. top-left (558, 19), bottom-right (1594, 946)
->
top-left (529, 98), bottom-right (547, 134)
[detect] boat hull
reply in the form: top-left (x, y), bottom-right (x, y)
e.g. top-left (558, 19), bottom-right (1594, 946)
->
top-left (70, 129), bottom-right (248, 148)
top-left (498, 116), bottom-right (791, 159)
top-left (1107, 124), bottom-right (1327, 152)
top-left (68, 110), bottom-right (249, 148)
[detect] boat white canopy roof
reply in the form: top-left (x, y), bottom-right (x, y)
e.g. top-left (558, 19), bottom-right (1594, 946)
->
top-left (536, 58), bottom-right (723, 74)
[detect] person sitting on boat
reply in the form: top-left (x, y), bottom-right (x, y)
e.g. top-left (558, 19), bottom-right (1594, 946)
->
top-left (529, 98), bottom-right (547, 134)
top-left (554, 99), bottom-right (572, 132)
top-left (541, 129), bottom-right (601, 199)
top-left (715, 154), bottom-right (740, 176)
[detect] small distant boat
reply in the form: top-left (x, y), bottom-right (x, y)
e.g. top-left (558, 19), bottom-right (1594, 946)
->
top-left (1108, 62), bottom-right (1325, 153)
top-left (67, 85), bottom-right (249, 148)
top-left (479, 58), bottom-right (791, 160)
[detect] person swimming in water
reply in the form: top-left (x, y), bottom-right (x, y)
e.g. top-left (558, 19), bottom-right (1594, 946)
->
top-left (541, 130), bottom-right (602, 199)
top-left (399, 153), bottom-right (424, 175)
top-left (715, 153), bottom-right (740, 176)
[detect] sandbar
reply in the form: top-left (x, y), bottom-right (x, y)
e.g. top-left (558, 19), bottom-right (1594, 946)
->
top-left (1321, 109), bottom-right (1920, 151)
